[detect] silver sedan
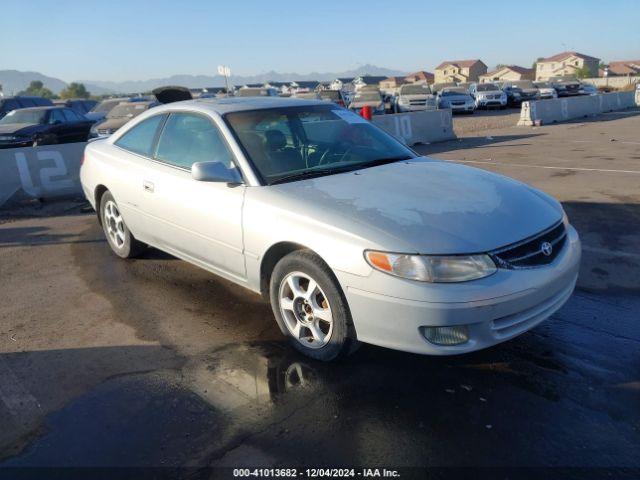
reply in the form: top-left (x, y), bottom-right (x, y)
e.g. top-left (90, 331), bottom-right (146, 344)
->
top-left (80, 97), bottom-right (581, 361)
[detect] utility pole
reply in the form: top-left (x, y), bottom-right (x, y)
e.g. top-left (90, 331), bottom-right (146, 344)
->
top-left (218, 65), bottom-right (231, 94)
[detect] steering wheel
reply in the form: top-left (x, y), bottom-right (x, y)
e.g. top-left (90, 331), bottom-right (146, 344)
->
top-left (318, 145), bottom-right (353, 166)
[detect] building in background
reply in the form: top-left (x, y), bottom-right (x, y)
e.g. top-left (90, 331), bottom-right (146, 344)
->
top-left (352, 76), bottom-right (387, 91)
top-left (379, 76), bottom-right (408, 92)
top-left (535, 52), bottom-right (600, 80)
top-left (404, 71), bottom-right (434, 84)
top-left (479, 65), bottom-right (534, 83)
top-left (603, 60), bottom-right (640, 77)
top-left (434, 60), bottom-right (488, 84)
top-left (330, 77), bottom-right (354, 92)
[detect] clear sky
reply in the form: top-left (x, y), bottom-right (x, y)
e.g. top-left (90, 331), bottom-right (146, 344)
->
top-left (2, 0), bottom-right (639, 81)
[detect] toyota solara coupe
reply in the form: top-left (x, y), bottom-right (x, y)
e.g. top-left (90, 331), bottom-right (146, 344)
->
top-left (80, 97), bottom-right (581, 361)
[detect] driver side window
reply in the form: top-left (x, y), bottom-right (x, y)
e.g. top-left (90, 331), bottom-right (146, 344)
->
top-left (48, 109), bottom-right (66, 124)
top-left (154, 113), bottom-right (235, 170)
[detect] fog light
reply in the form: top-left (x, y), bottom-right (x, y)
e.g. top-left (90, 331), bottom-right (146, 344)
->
top-left (423, 325), bottom-right (469, 346)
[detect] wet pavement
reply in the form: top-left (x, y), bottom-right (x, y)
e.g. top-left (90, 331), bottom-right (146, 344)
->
top-left (1, 112), bottom-right (639, 478)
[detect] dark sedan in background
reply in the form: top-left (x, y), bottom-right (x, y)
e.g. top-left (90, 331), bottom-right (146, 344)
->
top-left (0, 106), bottom-right (93, 148)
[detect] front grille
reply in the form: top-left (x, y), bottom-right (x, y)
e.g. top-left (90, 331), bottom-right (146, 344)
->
top-left (490, 221), bottom-right (566, 269)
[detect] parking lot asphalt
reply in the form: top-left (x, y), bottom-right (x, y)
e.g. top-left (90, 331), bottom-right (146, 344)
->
top-left (0, 111), bottom-right (639, 477)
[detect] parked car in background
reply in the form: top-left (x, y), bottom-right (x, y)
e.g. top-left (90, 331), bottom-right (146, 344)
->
top-left (394, 83), bottom-right (437, 112)
top-left (80, 97), bottom-right (580, 361)
top-left (53, 98), bottom-right (98, 115)
top-left (90, 100), bottom-right (158, 138)
top-left (431, 82), bottom-right (457, 94)
top-left (502, 80), bottom-right (540, 106)
top-left (236, 87), bottom-right (279, 97)
top-left (318, 89), bottom-right (347, 107)
top-left (437, 88), bottom-right (475, 113)
top-left (0, 106), bottom-right (92, 148)
top-left (579, 83), bottom-right (598, 95)
top-left (349, 89), bottom-right (385, 115)
top-left (533, 81), bottom-right (558, 99)
top-left (0, 96), bottom-right (53, 120)
top-left (469, 83), bottom-right (507, 109)
top-left (85, 97), bottom-right (132, 122)
top-left (293, 91), bottom-right (321, 100)
top-left (549, 76), bottom-right (582, 97)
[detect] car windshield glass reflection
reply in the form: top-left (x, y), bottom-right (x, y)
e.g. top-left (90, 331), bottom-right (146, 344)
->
top-left (225, 105), bottom-right (415, 185)
top-left (0, 109), bottom-right (47, 125)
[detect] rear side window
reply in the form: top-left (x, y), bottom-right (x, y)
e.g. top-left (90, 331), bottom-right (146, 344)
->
top-left (154, 113), bottom-right (235, 170)
top-left (62, 108), bottom-right (82, 122)
top-left (115, 114), bottom-right (165, 157)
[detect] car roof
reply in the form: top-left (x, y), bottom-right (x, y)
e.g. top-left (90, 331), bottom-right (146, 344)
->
top-left (154, 97), bottom-right (324, 115)
top-left (7, 106), bottom-right (68, 112)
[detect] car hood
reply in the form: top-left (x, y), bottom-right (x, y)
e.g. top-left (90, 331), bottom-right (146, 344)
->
top-left (270, 158), bottom-right (562, 254)
top-left (440, 94), bottom-right (472, 102)
top-left (0, 123), bottom-right (43, 135)
top-left (477, 90), bottom-right (502, 96)
top-left (399, 94), bottom-right (435, 100)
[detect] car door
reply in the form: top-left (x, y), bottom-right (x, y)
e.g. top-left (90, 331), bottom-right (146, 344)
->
top-left (137, 111), bottom-right (246, 280)
top-left (46, 109), bottom-right (69, 143)
top-left (110, 113), bottom-right (168, 241)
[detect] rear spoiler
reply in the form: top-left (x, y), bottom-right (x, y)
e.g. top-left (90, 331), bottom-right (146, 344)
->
top-left (152, 86), bottom-right (193, 104)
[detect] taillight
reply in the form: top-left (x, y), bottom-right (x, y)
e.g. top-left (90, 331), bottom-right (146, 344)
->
top-left (337, 100), bottom-right (345, 107)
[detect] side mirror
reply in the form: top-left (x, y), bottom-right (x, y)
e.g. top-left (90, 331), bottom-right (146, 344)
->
top-left (192, 161), bottom-right (242, 184)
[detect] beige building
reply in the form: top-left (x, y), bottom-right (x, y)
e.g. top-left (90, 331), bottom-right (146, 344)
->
top-left (434, 60), bottom-right (487, 84)
top-left (535, 51), bottom-right (600, 80)
top-left (479, 65), bottom-right (534, 83)
top-left (404, 71), bottom-right (434, 84)
top-left (379, 76), bottom-right (408, 91)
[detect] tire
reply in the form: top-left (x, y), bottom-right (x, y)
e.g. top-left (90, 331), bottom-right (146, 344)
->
top-left (269, 250), bottom-right (358, 361)
top-left (99, 191), bottom-right (145, 259)
top-left (32, 134), bottom-right (58, 147)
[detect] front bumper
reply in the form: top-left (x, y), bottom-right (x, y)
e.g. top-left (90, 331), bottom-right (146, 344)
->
top-left (476, 97), bottom-right (507, 108)
top-left (445, 103), bottom-right (475, 112)
top-left (336, 225), bottom-right (581, 355)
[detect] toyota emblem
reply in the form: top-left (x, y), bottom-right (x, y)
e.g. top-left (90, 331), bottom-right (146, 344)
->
top-left (540, 241), bottom-right (553, 256)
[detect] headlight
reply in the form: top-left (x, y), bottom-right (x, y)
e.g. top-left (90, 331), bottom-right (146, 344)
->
top-left (0, 135), bottom-right (17, 141)
top-left (365, 251), bottom-right (497, 283)
top-left (562, 210), bottom-right (570, 228)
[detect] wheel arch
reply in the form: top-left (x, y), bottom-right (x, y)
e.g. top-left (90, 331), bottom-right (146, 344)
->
top-left (94, 184), bottom-right (109, 224)
top-left (259, 241), bottom-right (312, 300)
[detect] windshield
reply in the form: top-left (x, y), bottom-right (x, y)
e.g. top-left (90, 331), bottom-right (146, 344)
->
top-left (534, 81), bottom-right (551, 88)
top-left (511, 80), bottom-right (534, 89)
top-left (441, 89), bottom-right (467, 96)
top-left (0, 109), bottom-right (46, 124)
top-left (107, 103), bottom-right (150, 119)
top-left (225, 105), bottom-right (415, 184)
top-left (476, 84), bottom-right (499, 92)
top-left (353, 91), bottom-right (381, 102)
top-left (400, 84), bottom-right (431, 95)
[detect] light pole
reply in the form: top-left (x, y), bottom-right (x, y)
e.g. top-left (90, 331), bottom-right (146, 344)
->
top-left (604, 66), bottom-right (609, 89)
top-left (218, 65), bottom-right (231, 94)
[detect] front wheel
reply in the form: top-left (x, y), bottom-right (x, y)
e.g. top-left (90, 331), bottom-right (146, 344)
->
top-left (100, 191), bottom-right (146, 258)
top-left (269, 250), bottom-right (358, 361)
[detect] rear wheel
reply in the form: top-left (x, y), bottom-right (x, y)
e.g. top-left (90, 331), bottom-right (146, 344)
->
top-left (270, 250), bottom-right (358, 361)
top-left (100, 191), bottom-right (145, 258)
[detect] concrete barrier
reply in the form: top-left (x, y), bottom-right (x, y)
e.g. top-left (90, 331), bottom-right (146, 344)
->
top-left (518, 92), bottom-right (637, 126)
top-left (0, 142), bottom-right (85, 208)
top-left (372, 109), bottom-right (455, 145)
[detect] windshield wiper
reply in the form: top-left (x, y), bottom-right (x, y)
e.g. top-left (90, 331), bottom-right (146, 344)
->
top-left (269, 156), bottom-right (413, 185)
top-left (270, 167), bottom-right (351, 185)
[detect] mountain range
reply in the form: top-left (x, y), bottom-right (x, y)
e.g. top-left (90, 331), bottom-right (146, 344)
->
top-left (0, 65), bottom-right (406, 96)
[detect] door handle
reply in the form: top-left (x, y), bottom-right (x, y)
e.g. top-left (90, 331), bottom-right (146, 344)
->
top-left (143, 181), bottom-right (154, 193)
